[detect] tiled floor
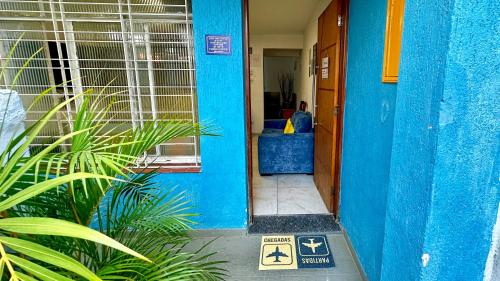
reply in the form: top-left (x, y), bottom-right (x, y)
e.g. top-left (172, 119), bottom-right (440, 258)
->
top-left (252, 135), bottom-right (329, 215)
top-left (190, 230), bottom-right (363, 281)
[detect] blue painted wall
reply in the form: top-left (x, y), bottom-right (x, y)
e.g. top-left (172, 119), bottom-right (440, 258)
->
top-left (156, 0), bottom-right (248, 229)
top-left (379, 0), bottom-right (454, 279)
top-left (418, 0), bottom-right (500, 279)
top-left (340, 0), bottom-right (499, 280)
top-left (380, 0), bottom-right (500, 280)
top-left (339, 0), bottom-right (397, 280)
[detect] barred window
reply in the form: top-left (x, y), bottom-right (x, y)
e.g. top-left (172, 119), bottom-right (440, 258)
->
top-left (0, 0), bottom-right (200, 169)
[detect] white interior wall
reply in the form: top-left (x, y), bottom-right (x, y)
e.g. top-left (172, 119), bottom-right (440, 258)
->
top-left (299, 0), bottom-right (332, 115)
top-left (250, 34), bottom-right (303, 133)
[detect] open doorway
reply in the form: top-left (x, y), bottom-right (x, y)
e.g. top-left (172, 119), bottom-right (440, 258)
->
top-left (246, 0), bottom-right (348, 224)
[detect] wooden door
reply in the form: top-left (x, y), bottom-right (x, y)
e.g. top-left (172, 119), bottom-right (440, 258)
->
top-left (314, 0), bottom-right (342, 214)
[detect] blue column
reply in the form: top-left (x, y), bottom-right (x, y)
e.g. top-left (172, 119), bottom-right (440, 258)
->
top-left (155, 0), bottom-right (248, 229)
top-left (381, 0), bottom-right (500, 280)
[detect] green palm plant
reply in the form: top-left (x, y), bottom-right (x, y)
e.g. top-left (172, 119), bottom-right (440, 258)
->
top-left (0, 91), bottom-right (152, 280)
top-left (0, 39), bottom-right (225, 280)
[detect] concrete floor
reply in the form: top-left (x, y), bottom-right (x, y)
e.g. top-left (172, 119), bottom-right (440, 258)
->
top-left (190, 230), bottom-right (364, 281)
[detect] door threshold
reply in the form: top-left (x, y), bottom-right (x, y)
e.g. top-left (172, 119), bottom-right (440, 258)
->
top-left (248, 214), bottom-right (340, 234)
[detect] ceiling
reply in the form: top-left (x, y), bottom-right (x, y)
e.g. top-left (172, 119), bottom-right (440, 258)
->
top-left (249, 0), bottom-right (322, 35)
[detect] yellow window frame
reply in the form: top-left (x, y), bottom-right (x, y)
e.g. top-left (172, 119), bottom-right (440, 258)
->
top-left (382, 0), bottom-right (405, 83)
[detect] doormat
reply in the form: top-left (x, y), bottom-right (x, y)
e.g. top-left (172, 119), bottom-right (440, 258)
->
top-left (248, 215), bottom-right (341, 234)
top-left (258, 234), bottom-right (335, 270)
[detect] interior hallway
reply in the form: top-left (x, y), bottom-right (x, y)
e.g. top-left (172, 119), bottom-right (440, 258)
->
top-left (252, 135), bottom-right (329, 215)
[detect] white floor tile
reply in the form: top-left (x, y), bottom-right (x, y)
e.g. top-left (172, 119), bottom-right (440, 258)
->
top-left (253, 185), bottom-right (277, 215)
top-left (277, 186), bottom-right (329, 215)
top-left (253, 174), bottom-right (277, 188)
top-left (277, 174), bottom-right (315, 188)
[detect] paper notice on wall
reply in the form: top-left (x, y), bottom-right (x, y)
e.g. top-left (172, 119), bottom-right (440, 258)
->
top-left (321, 68), bottom-right (329, 79)
top-left (321, 57), bottom-right (329, 79)
top-left (322, 57), bottom-right (329, 68)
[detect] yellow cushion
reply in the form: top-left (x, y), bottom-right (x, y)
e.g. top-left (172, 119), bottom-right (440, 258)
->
top-left (284, 118), bottom-right (295, 134)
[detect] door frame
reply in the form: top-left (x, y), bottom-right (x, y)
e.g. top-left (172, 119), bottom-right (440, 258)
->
top-left (332, 0), bottom-right (349, 217)
top-left (243, 0), bottom-right (350, 224)
top-left (243, 0), bottom-right (253, 225)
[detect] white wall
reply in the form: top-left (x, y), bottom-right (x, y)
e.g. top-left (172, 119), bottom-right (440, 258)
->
top-left (299, 0), bottom-right (332, 115)
top-left (250, 34), bottom-right (303, 133)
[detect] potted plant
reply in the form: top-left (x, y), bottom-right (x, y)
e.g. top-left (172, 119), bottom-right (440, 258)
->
top-left (278, 72), bottom-right (296, 119)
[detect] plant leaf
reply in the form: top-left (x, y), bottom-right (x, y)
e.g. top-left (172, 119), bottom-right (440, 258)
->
top-left (0, 236), bottom-right (101, 281)
top-left (0, 173), bottom-right (116, 212)
top-left (0, 218), bottom-right (151, 263)
top-left (15, 271), bottom-right (39, 281)
top-left (8, 254), bottom-right (74, 281)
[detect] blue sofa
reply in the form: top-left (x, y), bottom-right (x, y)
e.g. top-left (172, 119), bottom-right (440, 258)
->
top-left (258, 112), bottom-right (314, 175)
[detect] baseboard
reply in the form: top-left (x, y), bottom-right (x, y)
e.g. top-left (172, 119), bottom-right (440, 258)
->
top-left (342, 227), bottom-right (369, 281)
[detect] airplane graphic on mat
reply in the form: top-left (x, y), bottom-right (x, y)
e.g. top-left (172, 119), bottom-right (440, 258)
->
top-left (266, 246), bottom-right (289, 262)
top-left (302, 238), bottom-right (323, 254)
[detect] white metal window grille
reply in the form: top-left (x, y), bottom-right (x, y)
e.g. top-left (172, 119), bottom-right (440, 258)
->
top-left (0, 0), bottom-right (200, 169)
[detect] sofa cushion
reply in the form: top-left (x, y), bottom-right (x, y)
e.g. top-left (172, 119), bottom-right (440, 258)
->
top-left (264, 119), bottom-right (287, 129)
top-left (258, 130), bottom-right (314, 174)
top-left (291, 112), bottom-right (312, 133)
top-left (262, 128), bottom-right (283, 135)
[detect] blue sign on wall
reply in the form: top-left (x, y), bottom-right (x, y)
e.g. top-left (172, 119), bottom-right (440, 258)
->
top-left (205, 35), bottom-right (232, 55)
top-left (295, 235), bottom-right (335, 268)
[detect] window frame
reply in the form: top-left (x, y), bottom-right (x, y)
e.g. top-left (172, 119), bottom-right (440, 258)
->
top-left (0, 0), bottom-right (201, 171)
top-left (382, 0), bottom-right (405, 83)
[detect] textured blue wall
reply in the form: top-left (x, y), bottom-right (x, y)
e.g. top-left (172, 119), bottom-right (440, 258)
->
top-left (155, 0), bottom-right (248, 229)
top-left (381, 0), bottom-right (500, 281)
top-left (339, 0), bottom-right (397, 280)
top-left (380, 0), bottom-right (454, 279)
top-left (419, 0), bottom-right (500, 280)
